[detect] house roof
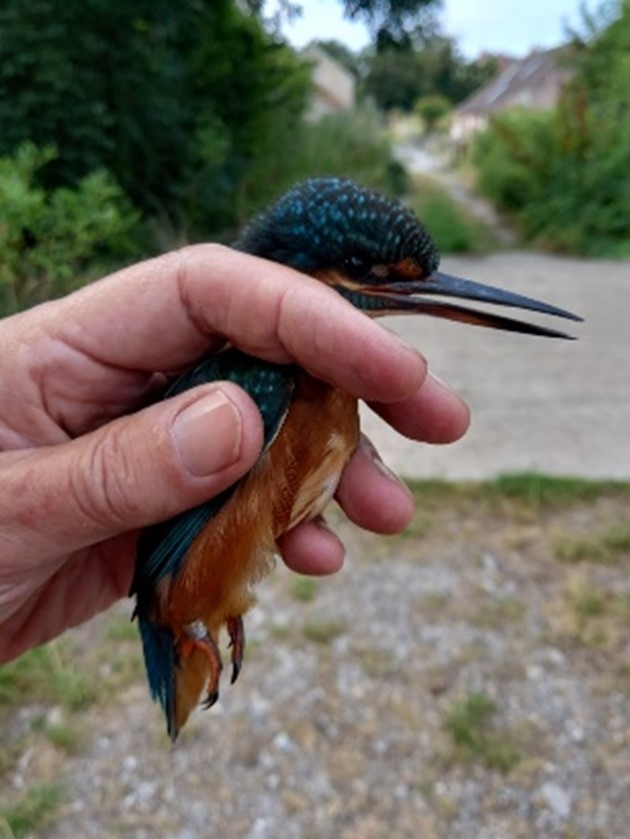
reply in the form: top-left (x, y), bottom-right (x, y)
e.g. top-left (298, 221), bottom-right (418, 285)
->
top-left (456, 48), bottom-right (572, 116)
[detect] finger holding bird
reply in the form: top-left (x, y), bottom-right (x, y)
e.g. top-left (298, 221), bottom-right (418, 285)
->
top-left (131, 177), bottom-right (581, 739)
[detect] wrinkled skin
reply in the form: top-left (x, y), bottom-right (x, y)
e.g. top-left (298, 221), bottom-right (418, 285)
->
top-left (0, 245), bottom-right (469, 662)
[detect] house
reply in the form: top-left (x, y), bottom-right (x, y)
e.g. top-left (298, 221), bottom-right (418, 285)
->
top-left (451, 48), bottom-right (572, 143)
top-left (302, 44), bottom-right (355, 120)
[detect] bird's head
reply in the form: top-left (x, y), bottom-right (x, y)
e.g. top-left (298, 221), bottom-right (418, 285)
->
top-left (235, 177), bottom-right (581, 338)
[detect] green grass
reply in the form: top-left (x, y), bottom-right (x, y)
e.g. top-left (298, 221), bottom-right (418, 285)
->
top-left (554, 522), bottom-right (630, 565)
top-left (444, 692), bottom-right (522, 773)
top-left (0, 642), bottom-right (96, 712)
top-left (476, 597), bottom-right (526, 628)
top-left (614, 594), bottom-right (630, 627)
top-left (30, 716), bottom-right (84, 756)
top-left (105, 613), bottom-right (140, 642)
top-left (571, 587), bottom-right (606, 621)
top-left (302, 620), bottom-right (347, 645)
top-left (490, 474), bottom-right (630, 508)
top-left (405, 473), bottom-right (630, 512)
top-left (291, 576), bottom-right (319, 603)
top-left (0, 783), bottom-right (64, 838)
top-left (409, 175), bottom-right (498, 254)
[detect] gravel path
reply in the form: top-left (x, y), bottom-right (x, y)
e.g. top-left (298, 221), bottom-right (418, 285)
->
top-left (29, 490), bottom-right (629, 839)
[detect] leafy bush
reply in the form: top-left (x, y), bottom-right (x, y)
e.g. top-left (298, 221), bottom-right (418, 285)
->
top-left (187, 106), bottom-right (409, 240)
top-left (473, 105), bottom-right (630, 256)
top-left (415, 94), bottom-right (452, 132)
top-left (410, 175), bottom-right (497, 253)
top-left (0, 143), bottom-right (139, 314)
top-left (472, 3), bottom-right (630, 257)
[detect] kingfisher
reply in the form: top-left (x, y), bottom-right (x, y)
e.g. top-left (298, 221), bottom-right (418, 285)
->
top-left (131, 177), bottom-right (580, 739)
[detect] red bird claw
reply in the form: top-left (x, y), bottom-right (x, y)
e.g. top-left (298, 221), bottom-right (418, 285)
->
top-left (182, 624), bottom-right (223, 710)
top-left (227, 616), bottom-right (246, 684)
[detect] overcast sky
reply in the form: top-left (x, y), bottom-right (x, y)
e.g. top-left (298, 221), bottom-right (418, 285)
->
top-left (272, 0), bottom-right (597, 57)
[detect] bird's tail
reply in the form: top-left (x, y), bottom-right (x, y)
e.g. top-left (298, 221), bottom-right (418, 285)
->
top-left (137, 617), bottom-right (218, 741)
top-left (137, 617), bottom-right (178, 738)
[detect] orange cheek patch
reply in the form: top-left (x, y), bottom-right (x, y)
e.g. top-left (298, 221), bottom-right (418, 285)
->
top-left (392, 258), bottom-right (423, 280)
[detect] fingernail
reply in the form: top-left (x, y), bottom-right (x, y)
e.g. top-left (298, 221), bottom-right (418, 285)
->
top-left (359, 434), bottom-right (409, 489)
top-left (172, 389), bottom-right (243, 477)
top-left (427, 371), bottom-right (459, 397)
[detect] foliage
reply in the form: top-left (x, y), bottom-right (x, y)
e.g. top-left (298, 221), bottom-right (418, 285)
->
top-left (0, 144), bottom-right (139, 315)
top-left (233, 106), bottom-right (409, 226)
top-left (445, 692), bottom-right (522, 772)
top-left (0, 639), bottom-right (97, 710)
top-left (410, 175), bottom-right (497, 253)
top-left (291, 576), bottom-right (319, 602)
top-left (247, 0), bottom-right (441, 43)
top-left (415, 93), bottom-right (452, 131)
top-left (0, 0), bottom-right (310, 237)
top-left (553, 522), bottom-right (630, 564)
top-left (473, 1), bottom-right (630, 256)
top-left (340, 0), bottom-right (439, 48)
top-left (363, 37), bottom-right (497, 112)
top-left (0, 783), bottom-right (64, 838)
top-left (405, 474), bottom-right (630, 513)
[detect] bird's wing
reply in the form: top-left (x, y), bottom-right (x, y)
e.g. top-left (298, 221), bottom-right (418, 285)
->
top-left (131, 348), bottom-right (296, 600)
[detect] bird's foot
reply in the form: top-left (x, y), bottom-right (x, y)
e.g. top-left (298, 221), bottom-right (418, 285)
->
top-left (181, 623), bottom-right (223, 709)
top-left (227, 615), bottom-right (246, 684)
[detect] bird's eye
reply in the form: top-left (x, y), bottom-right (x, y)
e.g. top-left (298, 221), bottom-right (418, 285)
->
top-left (343, 255), bottom-right (372, 280)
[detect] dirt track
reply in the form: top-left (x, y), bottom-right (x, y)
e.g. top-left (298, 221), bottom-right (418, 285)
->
top-left (362, 251), bottom-right (630, 480)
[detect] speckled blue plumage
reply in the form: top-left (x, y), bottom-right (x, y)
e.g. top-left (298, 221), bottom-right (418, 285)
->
top-left (133, 177), bottom-right (438, 727)
top-left (133, 350), bottom-right (295, 599)
top-left (133, 350), bottom-right (295, 724)
top-left (135, 178), bottom-right (436, 603)
top-left (235, 177), bottom-right (439, 275)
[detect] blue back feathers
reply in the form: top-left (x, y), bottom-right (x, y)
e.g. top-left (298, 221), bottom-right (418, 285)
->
top-left (132, 350), bottom-right (295, 725)
top-left (234, 177), bottom-right (439, 276)
top-left (134, 177), bottom-right (436, 728)
top-left (133, 349), bottom-right (296, 603)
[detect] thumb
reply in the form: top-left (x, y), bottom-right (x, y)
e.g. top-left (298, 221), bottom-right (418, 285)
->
top-left (2, 383), bottom-right (264, 560)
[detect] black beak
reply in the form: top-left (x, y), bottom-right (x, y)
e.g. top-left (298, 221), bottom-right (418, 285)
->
top-left (349, 270), bottom-right (582, 338)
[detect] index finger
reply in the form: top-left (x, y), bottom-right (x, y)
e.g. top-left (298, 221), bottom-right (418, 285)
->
top-left (44, 245), bottom-right (427, 403)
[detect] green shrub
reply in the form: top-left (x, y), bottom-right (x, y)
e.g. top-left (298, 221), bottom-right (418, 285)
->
top-left (473, 104), bottom-right (630, 256)
top-left (410, 175), bottom-right (497, 253)
top-left (0, 143), bottom-right (139, 314)
top-left (236, 106), bottom-right (408, 226)
top-left (415, 94), bottom-right (452, 133)
top-left (445, 692), bottom-right (522, 772)
top-left (472, 3), bottom-right (630, 257)
top-left (0, 783), bottom-right (64, 838)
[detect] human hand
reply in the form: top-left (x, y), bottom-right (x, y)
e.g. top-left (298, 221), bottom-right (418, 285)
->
top-left (0, 245), bottom-right (469, 661)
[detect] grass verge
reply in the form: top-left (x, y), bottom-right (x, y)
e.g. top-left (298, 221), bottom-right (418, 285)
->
top-left (408, 175), bottom-right (499, 254)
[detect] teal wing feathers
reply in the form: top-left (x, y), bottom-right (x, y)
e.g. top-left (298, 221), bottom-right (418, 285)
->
top-left (131, 349), bottom-right (296, 603)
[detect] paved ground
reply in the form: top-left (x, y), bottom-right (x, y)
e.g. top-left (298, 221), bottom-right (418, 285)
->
top-left (361, 251), bottom-right (630, 480)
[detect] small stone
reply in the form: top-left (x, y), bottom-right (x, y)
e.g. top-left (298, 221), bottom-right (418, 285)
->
top-left (540, 782), bottom-right (571, 818)
top-left (273, 731), bottom-right (294, 752)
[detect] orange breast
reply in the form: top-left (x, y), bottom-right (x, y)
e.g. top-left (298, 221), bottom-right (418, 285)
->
top-left (166, 372), bottom-right (360, 637)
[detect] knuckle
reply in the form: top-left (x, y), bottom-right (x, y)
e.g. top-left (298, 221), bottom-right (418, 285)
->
top-left (69, 423), bottom-right (145, 532)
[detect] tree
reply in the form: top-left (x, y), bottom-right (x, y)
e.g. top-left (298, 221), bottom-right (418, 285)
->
top-left (473, 0), bottom-right (630, 254)
top-left (341, 0), bottom-right (440, 48)
top-left (0, 0), bottom-right (309, 232)
top-left (415, 93), bottom-right (451, 132)
top-left (246, 1), bottom-right (441, 47)
top-left (363, 36), bottom-right (497, 113)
